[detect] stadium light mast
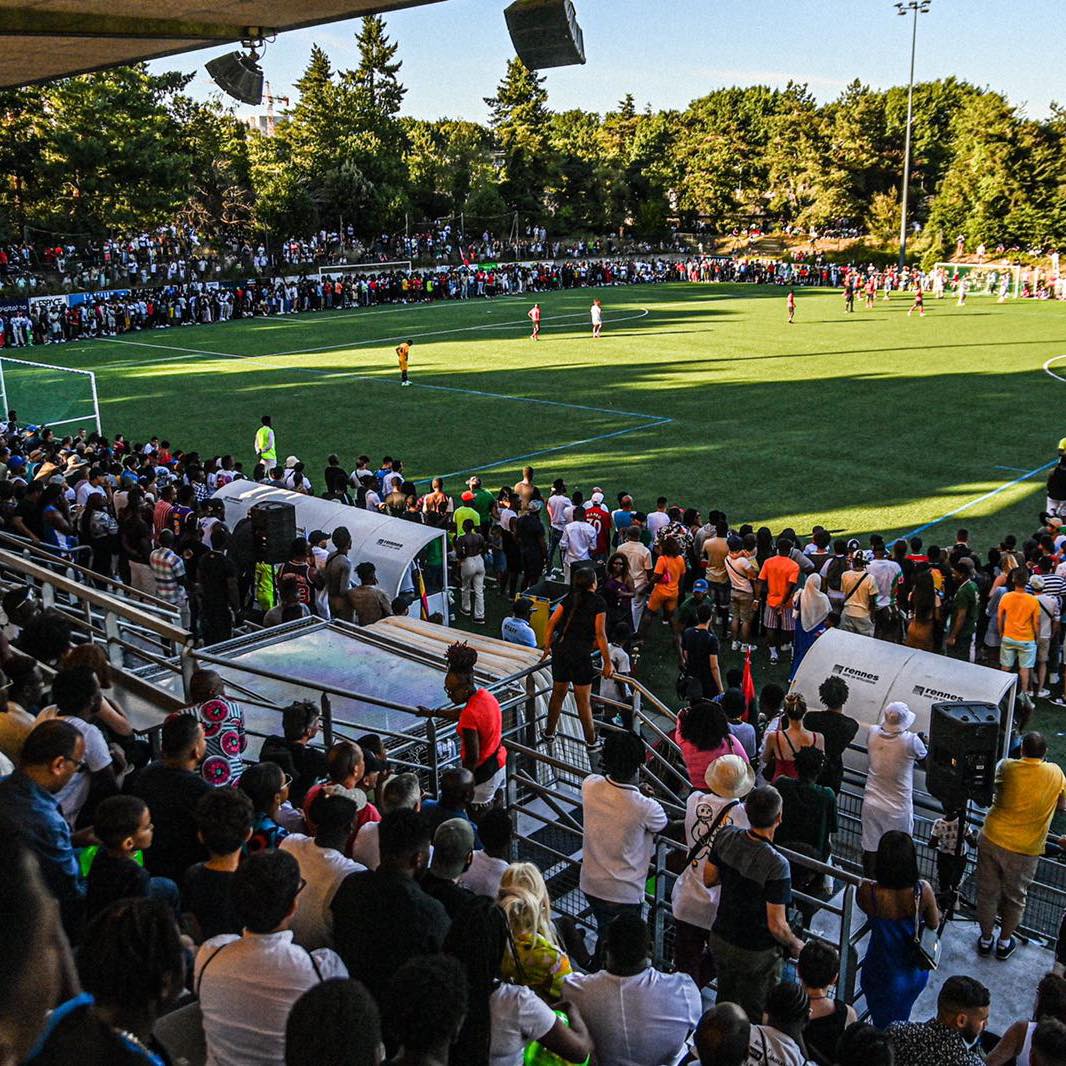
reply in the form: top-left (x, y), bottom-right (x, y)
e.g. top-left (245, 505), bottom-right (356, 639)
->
top-left (896, 0), bottom-right (931, 270)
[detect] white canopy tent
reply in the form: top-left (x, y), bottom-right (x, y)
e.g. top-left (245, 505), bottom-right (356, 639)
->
top-left (211, 481), bottom-right (450, 621)
top-left (790, 629), bottom-right (1016, 775)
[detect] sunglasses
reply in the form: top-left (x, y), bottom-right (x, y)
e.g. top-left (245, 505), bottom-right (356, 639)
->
top-left (63, 755), bottom-right (89, 774)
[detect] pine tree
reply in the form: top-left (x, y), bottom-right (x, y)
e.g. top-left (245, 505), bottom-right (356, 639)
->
top-left (353, 16), bottom-right (406, 117)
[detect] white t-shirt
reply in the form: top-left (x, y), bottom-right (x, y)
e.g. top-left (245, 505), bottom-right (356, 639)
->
top-left (1037, 593), bottom-right (1059, 639)
top-left (488, 983), bottom-right (557, 1066)
top-left (867, 558), bottom-right (903, 608)
top-left (546, 494), bottom-right (569, 531)
top-left (497, 506), bottom-right (517, 533)
top-left (672, 790), bottom-right (750, 930)
top-left (561, 521), bottom-right (597, 563)
top-left (600, 644), bottom-right (631, 704)
top-left (646, 511), bottom-right (671, 540)
top-left (579, 776), bottom-right (668, 904)
top-left (279, 835), bottom-right (363, 950)
top-left (34, 711), bottom-right (111, 826)
top-left (563, 968), bottom-right (701, 1066)
top-left (195, 930), bottom-right (347, 1066)
top-left (459, 849), bottom-right (509, 898)
top-left (745, 1024), bottom-right (809, 1065)
top-left (381, 471), bottom-right (403, 496)
top-left (350, 821), bottom-right (381, 871)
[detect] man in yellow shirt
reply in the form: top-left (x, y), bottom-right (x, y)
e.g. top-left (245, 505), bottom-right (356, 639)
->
top-left (997, 566), bottom-right (1041, 698)
top-left (396, 339), bottom-right (412, 386)
top-left (254, 415), bottom-right (276, 470)
top-left (976, 731), bottom-right (1066, 959)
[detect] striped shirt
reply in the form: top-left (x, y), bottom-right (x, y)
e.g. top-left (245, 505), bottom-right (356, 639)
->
top-left (149, 546), bottom-right (186, 603)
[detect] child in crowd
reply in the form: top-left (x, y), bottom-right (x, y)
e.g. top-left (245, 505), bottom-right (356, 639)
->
top-left (86, 794), bottom-right (177, 919)
top-left (930, 804), bottom-right (974, 910)
top-left (598, 622), bottom-right (634, 721)
top-left (183, 788), bottom-right (253, 941)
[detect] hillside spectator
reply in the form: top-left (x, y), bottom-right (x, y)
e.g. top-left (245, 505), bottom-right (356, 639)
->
top-left (803, 675), bottom-right (857, 795)
top-left (285, 979), bottom-right (383, 1066)
top-left (0, 719), bottom-right (86, 929)
top-left (196, 850), bottom-right (348, 1066)
top-left (799, 940), bottom-right (857, 1063)
top-left (860, 702), bottom-right (926, 875)
top-left (85, 794), bottom-right (178, 919)
top-left (183, 787), bottom-right (253, 942)
top-left (886, 975), bottom-right (990, 1066)
top-left (704, 785), bottom-right (804, 1021)
top-left (672, 753), bottom-right (754, 987)
top-left (383, 957), bottom-right (465, 1066)
top-left (259, 700), bottom-right (327, 808)
top-left (420, 818), bottom-right (477, 920)
top-left (280, 789), bottom-right (364, 950)
top-left (331, 808), bottom-right (450, 1004)
top-left (460, 808), bottom-right (513, 898)
top-left (859, 830), bottom-right (940, 1028)
top-left (186, 668), bottom-right (246, 788)
top-left (977, 731), bottom-right (1066, 960)
top-left (579, 729), bottom-right (667, 961)
top-left (564, 911), bottom-right (700, 1066)
top-left (126, 713), bottom-right (210, 883)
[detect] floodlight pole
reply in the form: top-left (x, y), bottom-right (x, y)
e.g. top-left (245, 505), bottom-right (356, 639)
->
top-left (897, 0), bottom-right (930, 270)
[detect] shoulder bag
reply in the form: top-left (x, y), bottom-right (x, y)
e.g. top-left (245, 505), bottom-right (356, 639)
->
top-left (911, 882), bottom-right (941, 970)
top-left (684, 797), bottom-right (741, 868)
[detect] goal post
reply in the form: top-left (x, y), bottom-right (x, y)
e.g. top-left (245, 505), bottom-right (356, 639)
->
top-left (318, 260), bottom-right (413, 280)
top-left (933, 262), bottom-right (1021, 299)
top-left (0, 357), bottom-right (101, 435)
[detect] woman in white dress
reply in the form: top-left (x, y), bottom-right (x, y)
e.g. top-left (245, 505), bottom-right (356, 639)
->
top-left (670, 754), bottom-right (754, 988)
top-left (860, 702), bottom-right (927, 875)
top-left (590, 299), bottom-right (603, 338)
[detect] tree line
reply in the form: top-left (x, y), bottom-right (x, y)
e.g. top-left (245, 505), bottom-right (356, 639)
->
top-left (1, 15), bottom-right (1064, 263)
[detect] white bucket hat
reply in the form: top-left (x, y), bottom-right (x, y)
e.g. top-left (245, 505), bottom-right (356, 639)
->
top-left (705, 753), bottom-right (756, 799)
top-left (880, 701), bottom-right (916, 734)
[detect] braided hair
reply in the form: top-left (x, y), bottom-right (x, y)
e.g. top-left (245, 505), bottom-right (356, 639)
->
top-left (76, 898), bottom-right (184, 1017)
top-left (445, 641), bottom-right (478, 678)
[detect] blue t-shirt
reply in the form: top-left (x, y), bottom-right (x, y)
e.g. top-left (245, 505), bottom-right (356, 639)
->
top-left (501, 616), bottom-right (537, 648)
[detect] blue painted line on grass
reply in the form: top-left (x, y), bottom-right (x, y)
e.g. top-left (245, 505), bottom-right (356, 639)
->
top-left (902, 459), bottom-right (1057, 540)
top-left (423, 418), bottom-right (674, 484)
top-left (993, 465), bottom-right (1035, 473)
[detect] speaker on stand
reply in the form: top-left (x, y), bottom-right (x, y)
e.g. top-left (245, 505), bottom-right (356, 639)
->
top-left (250, 501), bottom-right (297, 566)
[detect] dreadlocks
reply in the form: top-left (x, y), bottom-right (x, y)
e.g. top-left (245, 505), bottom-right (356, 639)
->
top-left (445, 640), bottom-right (478, 677)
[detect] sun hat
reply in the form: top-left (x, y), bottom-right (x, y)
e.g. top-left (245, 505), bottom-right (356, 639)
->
top-left (705, 754), bottom-right (756, 798)
top-left (590, 491), bottom-right (605, 505)
top-left (692, 578), bottom-right (710, 593)
top-left (1031, 574), bottom-right (1046, 592)
top-left (880, 701), bottom-right (916, 734)
top-left (284, 455), bottom-right (300, 469)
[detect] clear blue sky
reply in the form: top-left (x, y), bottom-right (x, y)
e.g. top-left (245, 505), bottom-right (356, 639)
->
top-left (155, 0), bottom-right (1066, 122)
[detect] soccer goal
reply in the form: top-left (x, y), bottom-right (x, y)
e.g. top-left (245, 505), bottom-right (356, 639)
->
top-left (0, 357), bottom-right (101, 435)
top-left (318, 260), bottom-right (413, 280)
top-left (933, 262), bottom-right (1021, 299)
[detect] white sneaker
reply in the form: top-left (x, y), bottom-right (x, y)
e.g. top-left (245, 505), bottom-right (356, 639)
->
top-left (731, 641), bottom-right (740, 651)
top-left (1038, 689), bottom-right (1051, 698)
top-left (769, 649), bottom-right (779, 664)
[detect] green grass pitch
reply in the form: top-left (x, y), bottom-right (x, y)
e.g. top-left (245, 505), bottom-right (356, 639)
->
top-left (54, 282), bottom-right (1066, 550)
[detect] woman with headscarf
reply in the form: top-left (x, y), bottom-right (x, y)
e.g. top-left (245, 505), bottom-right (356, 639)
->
top-left (860, 702), bottom-right (928, 875)
top-left (791, 573), bottom-right (831, 678)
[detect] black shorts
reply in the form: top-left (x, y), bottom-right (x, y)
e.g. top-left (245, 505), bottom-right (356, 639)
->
top-left (552, 645), bottom-right (596, 687)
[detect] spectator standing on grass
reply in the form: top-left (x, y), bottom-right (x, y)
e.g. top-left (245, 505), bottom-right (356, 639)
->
top-left (860, 702), bottom-right (926, 875)
top-left (348, 562), bottom-right (394, 626)
top-left (681, 602), bottom-right (724, 699)
top-left (704, 785), bottom-right (805, 1022)
top-left (254, 415), bottom-right (277, 468)
top-left (1031, 574), bottom-right (1060, 698)
top-left (803, 674), bottom-right (857, 795)
top-left (759, 539), bottom-right (800, 665)
top-left (999, 565), bottom-right (1041, 696)
top-left (501, 597), bottom-right (537, 648)
top-left (886, 975), bottom-right (990, 1066)
top-left (196, 850), bottom-right (348, 1066)
top-left (858, 830), bottom-right (940, 1028)
top-left (455, 518), bottom-right (487, 624)
top-left (839, 553), bottom-right (879, 636)
top-left (564, 911), bottom-right (701, 1066)
top-left (945, 557), bottom-right (980, 661)
top-left (977, 731), bottom-right (1066, 961)
top-left (579, 729), bottom-right (667, 960)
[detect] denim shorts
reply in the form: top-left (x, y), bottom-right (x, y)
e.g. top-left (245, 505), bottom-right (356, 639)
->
top-left (1000, 636), bottom-right (1036, 670)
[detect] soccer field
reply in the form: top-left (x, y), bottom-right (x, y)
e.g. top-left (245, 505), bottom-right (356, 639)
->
top-left (56, 282), bottom-right (1066, 546)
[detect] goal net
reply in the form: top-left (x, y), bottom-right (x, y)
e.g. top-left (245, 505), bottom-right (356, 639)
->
top-left (932, 262), bottom-right (1021, 299)
top-left (318, 260), bottom-right (412, 280)
top-left (0, 357), bottom-right (100, 435)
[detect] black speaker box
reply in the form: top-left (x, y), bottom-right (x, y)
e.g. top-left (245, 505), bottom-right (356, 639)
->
top-left (504, 0), bottom-right (586, 69)
top-left (250, 501), bottom-right (297, 565)
top-left (926, 701), bottom-right (1001, 808)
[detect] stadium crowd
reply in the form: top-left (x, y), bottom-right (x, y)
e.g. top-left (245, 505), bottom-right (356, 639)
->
top-left (2, 404), bottom-right (1066, 1063)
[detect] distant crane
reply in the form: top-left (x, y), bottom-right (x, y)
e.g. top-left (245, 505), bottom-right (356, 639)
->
top-left (261, 81), bottom-right (289, 136)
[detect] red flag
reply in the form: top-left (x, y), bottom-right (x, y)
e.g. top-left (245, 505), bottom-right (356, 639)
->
top-left (741, 647), bottom-right (756, 721)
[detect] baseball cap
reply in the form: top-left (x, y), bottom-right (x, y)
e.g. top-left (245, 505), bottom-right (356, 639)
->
top-left (460, 491), bottom-right (474, 502)
top-left (727, 534), bottom-right (743, 551)
top-left (466, 476), bottom-right (481, 488)
top-left (322, 783), bottom-right (367, 812)
top-left (692, 578), bottom-right (710, 593)
top-left (7, 455), bottom-right (25, 470)
top-left (429, 818), bottom-right (476, 879)
top-left (590, 492), bottom-right (604, 505)
top-left (1058, 437), bottom-right (1066, 452)
top-left (1032, 574), bottom-right (1046, 591)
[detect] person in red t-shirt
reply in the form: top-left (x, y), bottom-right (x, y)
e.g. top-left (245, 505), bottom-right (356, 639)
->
top-left (584, 493), bottom-right (612, 559)
top-left (417, 642), bottom-right (506, 808)
top-left (302, 739), bottom-right (384, 855)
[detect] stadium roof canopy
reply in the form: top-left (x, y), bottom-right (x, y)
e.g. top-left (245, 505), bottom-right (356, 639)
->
top-left (0, 0), bottom-right (445, 88)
